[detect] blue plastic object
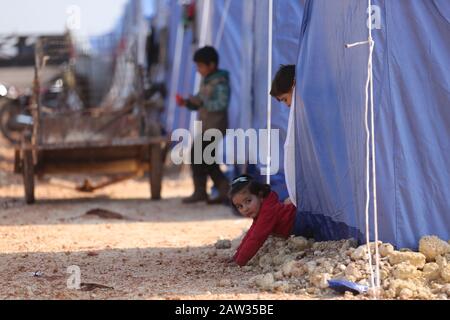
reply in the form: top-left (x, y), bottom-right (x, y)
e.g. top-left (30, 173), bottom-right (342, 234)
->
top-left (327, 279), bottom-right (368, 295)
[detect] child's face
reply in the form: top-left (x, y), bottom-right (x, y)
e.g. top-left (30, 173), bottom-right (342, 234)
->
top-left (232, 189), bottom-right (263, 219)
top-left (276, 87), bottom-right (294, 107)
top-left (196, 62), bottom-right (216, 77)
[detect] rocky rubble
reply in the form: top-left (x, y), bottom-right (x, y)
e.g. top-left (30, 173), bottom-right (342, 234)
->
top-left (241, 235), bottom-right (450, 299)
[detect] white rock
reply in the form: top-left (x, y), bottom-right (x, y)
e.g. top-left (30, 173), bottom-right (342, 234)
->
top-left (340, 238), bottom-right (358, 251)
top-left (351, 245), bottom-right (368, 261)
top-left (358, 279), bottom-right (369, 286)
top-left (255, 273), bottom-right (275, 290)
top-left (423, 263), bottom-right (441, 281)
top-left (441, 264), bottom-right (450, 283)
top-left (389, 279), bottom-right (417, 298)
top-left (322, 261), bottom-right (334, 274)
top-left (215, 239), bottom-right (232, 249)
top-left (388, 251), bottom-right (426, 269)
top-left (379, 269), bottom-right (389, 281)
top-left (273, 253), bottom-right (293, 266)
top-left (242, 266), bottom-right (253, 272)
top-left (441, 284), bottom-right (450, 296)
top-left (344, 291), bottom-right (355, 299)
top-left (274, 270), bottom-right (284, 281)
top-left (345, 263), bottom-right (363, 280)
top-left (316, 258), bottom-right (326, 264)
top-left (310, 273), bottom-right (330, 289)
top-left (306, 287), bottom-right (316, 294)
top-left (258, 254), bottom-right (273, 268)
top-left (275, 240), bottom-right (286, 248)
top-left (435, 255), bottom-right (447, 268)
top-left (336, 264), bottom-right (347, 272)
top-left (399, 288), bottom-right (414, 300)
top-left (415, 287), bottom-right (434, 300)
top-left (392, 262), bottom-right (421, 280)
top-left (282, 261), bottom-right (296, 277)
top-left (273, 281), bottom-right (290, 293)
top-left (379, 243), bottom-right (395, 257)
top-left (287, 236), bottom-right (310, 251)
top-left (282, 260), bottom-right (304, 277)
top-left (304, 261), bottom-right (317, 274)
top-left (419, 236), bottom-right (450, 261)
top-left (218, 279), bottom-right (232, 287)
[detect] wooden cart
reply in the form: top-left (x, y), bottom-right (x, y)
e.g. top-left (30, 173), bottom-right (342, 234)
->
top-left (14, 37), bottom-right (168, 204)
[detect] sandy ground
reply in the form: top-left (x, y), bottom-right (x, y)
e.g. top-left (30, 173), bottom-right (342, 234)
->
top-left (0, 136), bottom-right (323, 300)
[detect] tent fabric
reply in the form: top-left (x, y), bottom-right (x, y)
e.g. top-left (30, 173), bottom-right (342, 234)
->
top-left (294, 0), bottom-right (450, 248)
top-left (248, 0), bottom-right (305, 200)
top-left (165, 0), bottom-right (304, 197)
top-left (163, 0), bottom-right (195, 132)
top-left (108, 0), bottom-right (450, 250)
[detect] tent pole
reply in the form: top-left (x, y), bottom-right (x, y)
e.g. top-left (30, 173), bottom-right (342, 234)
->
top-left (189, 0), bottom-right (211, 135)
top-left (266, 0), bottom-right (273, 184)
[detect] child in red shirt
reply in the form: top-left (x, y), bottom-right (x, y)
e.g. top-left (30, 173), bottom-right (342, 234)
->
top-left (229, 175), bottom-right (301, 266)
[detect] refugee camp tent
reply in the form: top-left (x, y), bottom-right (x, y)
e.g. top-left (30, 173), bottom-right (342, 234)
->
top-left (247, 0), bottom-right (305, 200)
top-left (163, 0), bottom-right (196, 133)
top-left (293, 0), bottom-right (450, 249)
top-left (161, 0), bottom-right (302, 188)
top-left (150, 0), bottom-right (449, 250)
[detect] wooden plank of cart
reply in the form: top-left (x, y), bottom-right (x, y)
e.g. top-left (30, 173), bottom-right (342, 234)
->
top-left (14, 36), bottom-right (168, 204)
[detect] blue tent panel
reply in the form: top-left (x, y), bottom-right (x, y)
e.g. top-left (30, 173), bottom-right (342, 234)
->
top-left (294, 0), bottom-right (450, 248)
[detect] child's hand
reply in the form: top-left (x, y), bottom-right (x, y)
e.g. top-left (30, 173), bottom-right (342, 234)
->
top-left (284, 198), bottom-right (293, 205)
top-left (188, 96), bottom-right (202, 107)
top-left (176, 94), bottom-right (186, 106)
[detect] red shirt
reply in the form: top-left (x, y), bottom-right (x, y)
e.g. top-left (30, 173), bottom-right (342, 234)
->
top-left (233, 192), bottom-right (297, 266)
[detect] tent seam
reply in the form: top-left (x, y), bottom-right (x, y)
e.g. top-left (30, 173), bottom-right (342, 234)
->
top-left (384, 1), bottom-right (399, 248)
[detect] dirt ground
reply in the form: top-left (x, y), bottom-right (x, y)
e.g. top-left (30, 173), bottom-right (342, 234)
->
top-left (0, 136), bottom-right (323, 300)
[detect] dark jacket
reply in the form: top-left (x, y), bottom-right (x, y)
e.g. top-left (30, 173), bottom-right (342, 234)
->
top-left (186, 69), bottom-right (230, 134)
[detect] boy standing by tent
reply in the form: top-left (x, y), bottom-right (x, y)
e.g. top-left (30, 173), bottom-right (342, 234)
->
top-left (176, 46), bottom-right (230, 204)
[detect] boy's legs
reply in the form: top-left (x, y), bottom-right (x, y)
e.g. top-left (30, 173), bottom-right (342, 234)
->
top-left (205, 163), bottom-right (229, 204)
top-left (182, 136), bottom-right (208, 204)
top-left (203, 136), bottom-right (229, 204)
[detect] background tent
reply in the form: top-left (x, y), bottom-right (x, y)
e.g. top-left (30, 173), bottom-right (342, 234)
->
top-left (163, 0), bottom-right (196, 133)
top-left (207, 0), bottom-right (305, 198)
top-left (161, 0), bottom-right (305, 194)
top-left (293, 0), bottom-right (450, 249)
top-left (248, 0), bottom-right (305, 200)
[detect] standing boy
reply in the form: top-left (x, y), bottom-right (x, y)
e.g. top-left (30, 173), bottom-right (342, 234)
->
top-left (176, 46), bottom-right (230, 204)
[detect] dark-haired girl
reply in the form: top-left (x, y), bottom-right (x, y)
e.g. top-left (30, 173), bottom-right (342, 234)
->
top-left (229, 175), bottom-right (300, 266)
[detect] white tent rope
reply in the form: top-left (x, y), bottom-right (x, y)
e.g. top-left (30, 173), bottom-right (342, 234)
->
top-left (364, 35), bottom-right (376, 294)
top-left (345, 0), bottom-right (381, 298)
top-left (266, 0), bottom-right (274, 184)
top-left (368, 1), bottom-right (381, 293)
top-left (214, 0), bottom-right (232, 49)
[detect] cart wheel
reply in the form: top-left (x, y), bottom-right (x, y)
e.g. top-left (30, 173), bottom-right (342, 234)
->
top-left (22, 148), bottom-right (35, 204)
top-left (149, 143), bottom-right (163, 200)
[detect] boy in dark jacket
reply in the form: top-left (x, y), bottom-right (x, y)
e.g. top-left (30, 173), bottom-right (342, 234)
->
top-left (176, 46), bottom-right (230, 204)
